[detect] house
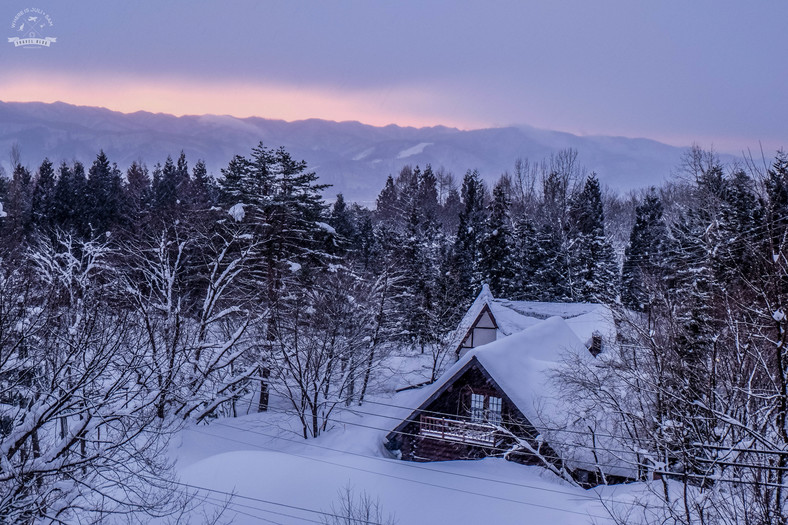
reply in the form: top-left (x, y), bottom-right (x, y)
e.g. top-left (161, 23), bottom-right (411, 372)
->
top-left (385, 286), bottom-right (635, 487)
top-left (452, 284), bottom-right (615, 359)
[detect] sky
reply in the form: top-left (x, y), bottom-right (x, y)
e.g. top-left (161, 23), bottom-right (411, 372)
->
top-left (1, 0), bottom-right (786, 152)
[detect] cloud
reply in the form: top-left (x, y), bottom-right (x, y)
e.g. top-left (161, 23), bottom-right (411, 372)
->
top-left (0, 71), bottom-right (487, 130)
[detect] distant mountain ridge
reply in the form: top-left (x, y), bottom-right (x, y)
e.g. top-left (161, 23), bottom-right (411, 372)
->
top-left (0, 100), bottom-right (689, 203)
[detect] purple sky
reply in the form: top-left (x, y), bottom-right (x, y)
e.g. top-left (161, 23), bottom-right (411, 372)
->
top-left (2, 0), bottom-right (786, 152)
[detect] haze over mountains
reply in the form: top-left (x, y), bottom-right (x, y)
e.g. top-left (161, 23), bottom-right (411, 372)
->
top-left (0, 100), bottom-right (690, 203)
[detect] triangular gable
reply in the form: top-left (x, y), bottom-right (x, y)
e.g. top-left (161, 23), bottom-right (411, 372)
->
top-left (385, 355), bottom-right (532, 442)
top-left (457, 303), bottom-right (498, 354)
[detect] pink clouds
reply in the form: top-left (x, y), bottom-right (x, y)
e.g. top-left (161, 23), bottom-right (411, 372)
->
top-left (0, 72), bottom-right (484, 130)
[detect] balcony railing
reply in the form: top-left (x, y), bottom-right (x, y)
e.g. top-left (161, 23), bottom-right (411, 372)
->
top-left (419, 414), bottom-right (498, 446)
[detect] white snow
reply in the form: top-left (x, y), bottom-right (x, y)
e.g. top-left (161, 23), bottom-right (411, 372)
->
top-left (316, 222), bottom-right (337, 234)
top-left (352, 147), bottom-right (375, 161)
top-left (452, 284), bottom-right (616, 353)
top-left (396, 142), bottom-right (432, 159)
top-left (165, 287), bottom-right (638, 524)
top-left (228, 203), bottom-right (246, 222)
top-left (0, 202), bottom-right (6, 218)
top-left (171, 387), bottom-right (617, 525)
top-left (287, 261), bottom-right (302, 272)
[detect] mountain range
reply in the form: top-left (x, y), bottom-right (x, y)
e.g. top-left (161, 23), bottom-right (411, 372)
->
top-left (0, 100), bottom-right (691, 204)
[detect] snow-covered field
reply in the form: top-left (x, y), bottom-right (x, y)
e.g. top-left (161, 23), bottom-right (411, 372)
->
top-left (170, 377), bottom-right (627, 525)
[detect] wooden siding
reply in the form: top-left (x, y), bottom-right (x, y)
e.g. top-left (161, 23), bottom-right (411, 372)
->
top-left (391, 361), bottom-right (545, 464)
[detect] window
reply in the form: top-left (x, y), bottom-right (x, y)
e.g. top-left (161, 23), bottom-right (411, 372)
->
top-left (470, 393), bottom-right (502, 425)
top-left (470, 393), bottom-right (485, 423)
top-left (487, 396), bottom-right (502, 426)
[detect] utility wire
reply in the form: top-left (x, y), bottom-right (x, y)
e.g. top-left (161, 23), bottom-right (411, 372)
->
top-left (187, 426), bottom-right (612, 521)
top-left (251, 402), bottom-right (651, 473)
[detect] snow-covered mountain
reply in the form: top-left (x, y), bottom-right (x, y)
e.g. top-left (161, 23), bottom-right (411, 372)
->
top-left (0, 100), bottom-right (687, 203)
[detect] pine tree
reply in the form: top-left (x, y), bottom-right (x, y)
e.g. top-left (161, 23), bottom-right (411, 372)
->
top-left (85, 151), bottom-right (123, 236)
top-left (395, 165), bottom-right (419, 213)
top-left (328, 193), bottom-right (356, 257)
top-left (52, 161), bottom-right (88, 236)
top-left (400, 207), bottom-right (435, 352)
top-left (219, 155), bottom-right (249, 206)
top-left (31, 158), bottom-right (56, 231)
top-left (532, 223), bottom-right (569, 301)
top-left (218, 143), bottom-right (331, 303)
top-left (440, 186), bottom-right (462, 236)
top-left (567, 175), bottom-right (619, 302)
top-left (124, 161), bottom-right (151, 223)
top-left (190, 159), bottom-right (218, 211)
top-left (510, 217), bottom-right (541, 300)
top-left (4, 163), bottom-right (33, 241)
top-left (416, 165), bottom-right (440, 224)
top-left (175, 151), bottom-right (190, 200)
top-left (452, 170), bottom-right (487, 303)
top-left (478, 179), bottom-right (514, 297)
top-left (152, 155), bottom-right (179, 221)
top-left (766, 150), bottom-right (788, 261)
top-left (621, 191), bottom-right (670, 311)
top-left (375, 175), bottom-right (398, 224)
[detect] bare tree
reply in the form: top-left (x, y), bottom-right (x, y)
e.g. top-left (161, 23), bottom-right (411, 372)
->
top-left (263, 266), bottom-right (389, 438)
top-left (321, 485), bottom-right (396, 525)
top-left (124, 224), bottom-right (259, 423)
top-left (0, 233), bottom-right (183, 523)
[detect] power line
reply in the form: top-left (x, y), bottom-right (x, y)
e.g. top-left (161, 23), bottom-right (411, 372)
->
top-left (151, 474), bottom-right (388, 525)
top-left (209, 407), bottom-right (788, 491)
top-left (209, 419), bottom-right (602, 500)
top-left (199, 492), bottom-right (325, 525)
top-left (346, 395), bottom-right (640, 442)
top-left (187, 426), bottom-right (613, 521)
top-left (199, 493), bottom-right (288, 525)
top-left (253, 402), bottom-right (650, 473)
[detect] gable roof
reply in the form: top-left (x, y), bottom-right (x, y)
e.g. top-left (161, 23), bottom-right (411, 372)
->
top-left (390, 316), bottom-right (587, 443)
top-left (451, 285), bottom-right (616, 353)
top-left (390, 314), bottom-right (637, 478)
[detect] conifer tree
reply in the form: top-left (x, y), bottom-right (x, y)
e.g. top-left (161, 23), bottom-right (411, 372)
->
top-left (125, 161), bottom-right (151, 216)
top-left (478, 179), bottom-right (514, 297)
top-left (175, 151), bottom-right (190, 198)
top-left (152, 155), bottom-right (179, 221)
top-left (400, 207), bottom-right (435, 352)
top-left (416, 164), bottom-right (440, 224)
top-left (4, 163), bottom-right (33, 241)
top-left (31, 158), bottom-right (56, 231)
top-left (766, 150), bottom-right (788, 260)
top-left (567, 175), bottom-right (619, 302)
top-left (375, 175), bottom-right (398, 224)
top-left (621, 191), bottom-right (670, 311)
top-left (218, 143), bottom-right (331, 302)
top-left (440, 186), bottom-right (462, 236)
top-left (52, 161), bottom-right (87, 236)
top-left (330, 194), bottom-right (355, 242)
top-left (532, 223), bottom-right (569, 301)
top-left (190, 159), bottom-right (218, 211)
top-left (85, 151), bottom-right (123, 236)
top-left (452, 169), bottom-right (487, 303)
top-left (510, 217), bottom-right (541, 300)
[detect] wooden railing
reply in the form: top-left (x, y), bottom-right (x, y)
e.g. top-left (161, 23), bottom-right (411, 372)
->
top-left (419, 415), bottom-right (497, 446)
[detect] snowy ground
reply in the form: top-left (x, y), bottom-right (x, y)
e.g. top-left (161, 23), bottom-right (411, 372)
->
top-left (169, 350), bottom-right (634, 524)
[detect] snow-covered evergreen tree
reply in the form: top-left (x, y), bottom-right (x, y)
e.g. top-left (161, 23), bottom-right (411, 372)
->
top-left (452, 169), bottom-right (487, 304)
top-left (621, 191), bottom-right (670, 311)
top-left (478, 179), bottom-right (514, 297)
top-left (567, 175), bottom-right (619, 302)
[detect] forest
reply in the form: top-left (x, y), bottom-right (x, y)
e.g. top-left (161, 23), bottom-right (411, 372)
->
top-left (2, 141), bottom-right (788, 524)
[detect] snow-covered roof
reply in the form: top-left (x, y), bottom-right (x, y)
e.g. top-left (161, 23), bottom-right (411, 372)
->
top-left (396, 314), bottom-right (637, 479)
top-left (452, 285), bottom-right (616, 351)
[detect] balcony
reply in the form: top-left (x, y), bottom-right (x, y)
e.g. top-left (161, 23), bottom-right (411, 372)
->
top-left (419, 414), bottom-right (498, 446)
